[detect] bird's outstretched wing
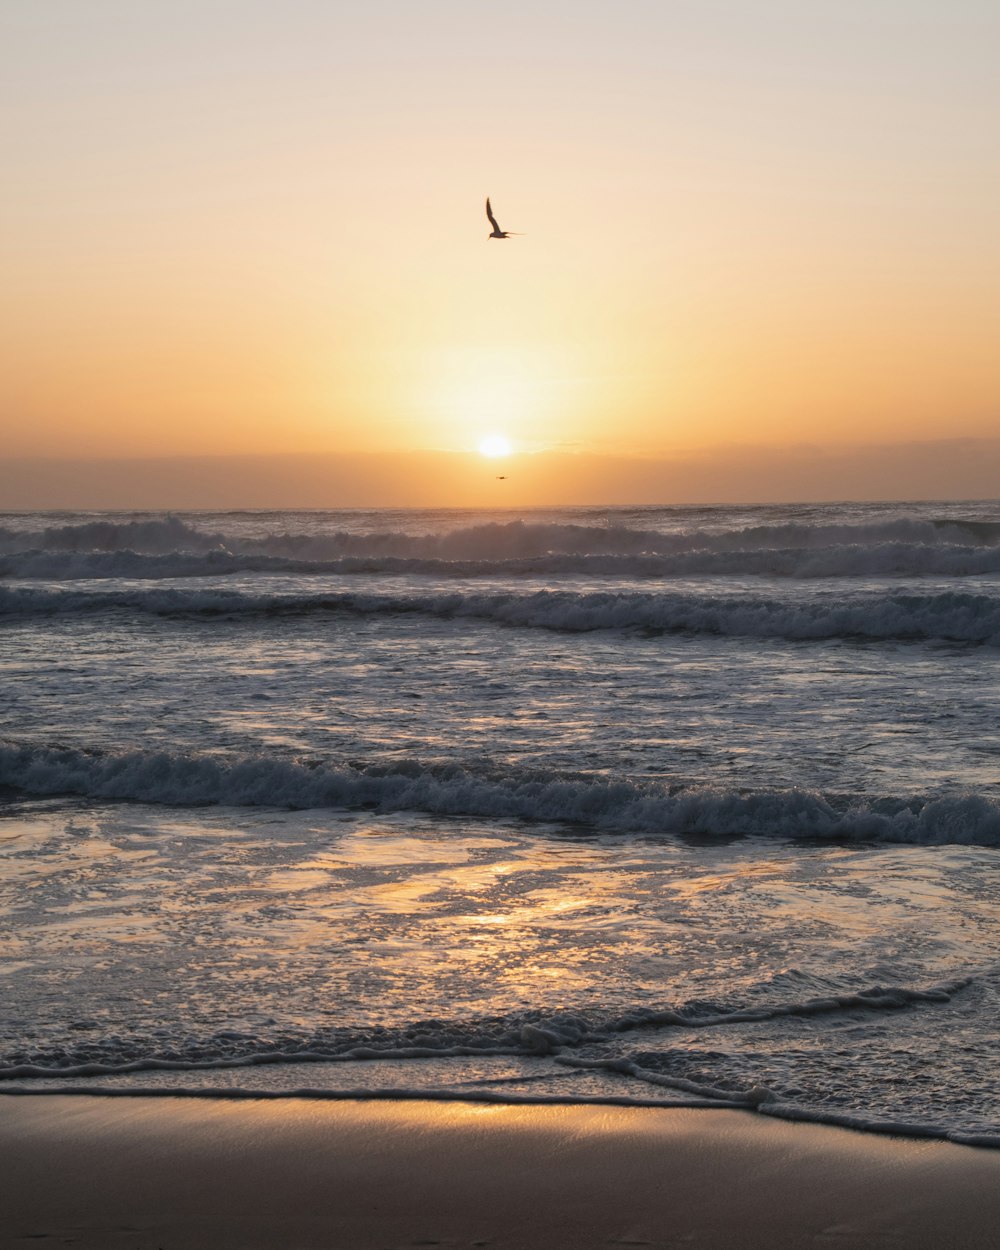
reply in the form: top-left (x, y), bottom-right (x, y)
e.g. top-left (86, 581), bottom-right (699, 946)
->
top-left (485, 197), bottom-right (501, 232)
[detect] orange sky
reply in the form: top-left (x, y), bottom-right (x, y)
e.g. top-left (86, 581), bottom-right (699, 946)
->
top-left (2, 2), bottom-right (998, 503)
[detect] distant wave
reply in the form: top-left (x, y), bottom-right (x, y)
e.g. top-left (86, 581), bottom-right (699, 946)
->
top-left (3, 513), bottom-right (1000, 567)
top-left (3, 741), bottom-right (999, 845)
top-left (3, 583), bottom-right (1000, 645)
top-left (7, 541), bottom-right (1000, 581)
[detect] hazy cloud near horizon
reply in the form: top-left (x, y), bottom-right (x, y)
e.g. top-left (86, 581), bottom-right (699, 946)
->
top-left (3, 440), bottom-right (998, 510)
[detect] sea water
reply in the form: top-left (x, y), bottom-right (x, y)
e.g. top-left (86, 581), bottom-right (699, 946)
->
top-left (1, 502), bottom-right (998, 1144)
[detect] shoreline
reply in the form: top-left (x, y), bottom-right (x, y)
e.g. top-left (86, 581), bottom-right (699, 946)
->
top-left (4, 1096), bottom-right (1000, 1249)
top-left (3, 1080), bottom-right (998, 1150)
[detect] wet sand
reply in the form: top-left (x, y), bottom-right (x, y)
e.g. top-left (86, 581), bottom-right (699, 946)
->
top-left (3, 1096), bottom-right (999, 1249)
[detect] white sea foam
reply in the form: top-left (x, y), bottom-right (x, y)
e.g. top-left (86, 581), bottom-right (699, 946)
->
top-left (0, 977), bottom-right (968, 1076)
top-left (0, 975), bottom-right (990, 1148)
top-left (3, 741), bottom-right (998, 844)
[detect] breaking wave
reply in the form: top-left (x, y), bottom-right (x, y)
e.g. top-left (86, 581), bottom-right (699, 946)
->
top-left (3, 741), bottom-right (999, 845)
top-left (3, 513), bottom-right (1000, 579)
top-left (7, 541), bottom-right (1000, 581)
top-left (3, 583), bottom-right (1000, 645)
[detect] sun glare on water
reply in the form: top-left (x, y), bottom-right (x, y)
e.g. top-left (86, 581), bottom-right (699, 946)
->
top-left (478, 434), bottom-right (512, 458)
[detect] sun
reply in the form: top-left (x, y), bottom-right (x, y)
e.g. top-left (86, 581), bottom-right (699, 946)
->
top-left (478, 434), bottom-right (512, 458)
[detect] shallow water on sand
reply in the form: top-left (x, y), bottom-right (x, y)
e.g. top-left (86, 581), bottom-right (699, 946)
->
top-left (2, 798), bottom-right (998, 1142)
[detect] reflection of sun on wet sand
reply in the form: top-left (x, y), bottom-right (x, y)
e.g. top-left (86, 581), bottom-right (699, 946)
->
top-left (3, 1098), bottom-right (1000, 1249)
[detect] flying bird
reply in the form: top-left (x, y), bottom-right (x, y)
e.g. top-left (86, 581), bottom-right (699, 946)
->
top-left (486, 197), bottom-right (521, 239)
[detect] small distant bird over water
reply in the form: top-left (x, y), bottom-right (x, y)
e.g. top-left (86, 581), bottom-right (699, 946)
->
top-left (486, 197), bottom-right (521, 239)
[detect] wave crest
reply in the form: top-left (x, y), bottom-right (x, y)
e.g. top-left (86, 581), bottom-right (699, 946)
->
top-left (3, 512), bottom-right (1000, 566)
top-left (3, 741), bottom-right (998, 845)
top-left (3, 584), bottom-right (1000, 645)
top-left (7, 539), bottom-right (1000, 581)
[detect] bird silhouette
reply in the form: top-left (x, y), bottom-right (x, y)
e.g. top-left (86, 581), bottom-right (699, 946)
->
top-left (486, 197), bottom-right (521, 239)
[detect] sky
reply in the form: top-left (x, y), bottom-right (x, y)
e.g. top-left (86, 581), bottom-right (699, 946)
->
top-left (2, 0), bottom-right (998, 505)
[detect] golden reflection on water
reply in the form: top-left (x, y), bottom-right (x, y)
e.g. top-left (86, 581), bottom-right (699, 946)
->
top-left (666, 859), bottom-right (787, 899)
top-left (5, 804), bottom-right (999, 1034)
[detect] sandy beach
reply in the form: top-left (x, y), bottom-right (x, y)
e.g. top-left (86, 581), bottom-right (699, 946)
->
top-left (3, 1097), bottom-right (999, 1249)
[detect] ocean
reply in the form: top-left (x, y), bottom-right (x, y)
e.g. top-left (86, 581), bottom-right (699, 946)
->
top-left (1, 501), bottom-right (999, 1145)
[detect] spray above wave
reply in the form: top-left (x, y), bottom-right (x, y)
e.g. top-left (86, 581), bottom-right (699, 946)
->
top-left (4, 583), bottom-right (1000, 645)
top-left (3, 741), bottom-right (999, 845)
